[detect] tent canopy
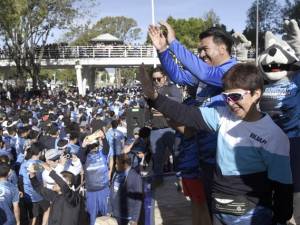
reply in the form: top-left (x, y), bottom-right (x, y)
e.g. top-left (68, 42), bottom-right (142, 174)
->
top-left (90, 33), bottom-right (123, 44)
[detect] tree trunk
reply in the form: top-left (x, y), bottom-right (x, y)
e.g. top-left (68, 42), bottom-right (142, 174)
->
top-left (15, 60), bottom-right (26, 88)
top-left (31, 63), bottom-right (41, 90)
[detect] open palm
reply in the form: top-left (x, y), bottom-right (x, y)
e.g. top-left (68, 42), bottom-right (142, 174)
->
top-left (148, 25), bottom-right (168, 52)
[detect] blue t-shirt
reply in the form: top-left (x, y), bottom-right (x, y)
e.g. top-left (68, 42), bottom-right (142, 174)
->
top-left (0, 180), bottom-right (19, 225)
top-left (67, 143), bottom-right (80, 155)
top-left (106, 128), bottom-right (125, 157)
top-left (200, 105), bottom-right (292, 185)
top-left (7, 171), bottom-right (18, 187)
top-left (85, 149), bottom-right (109, 191)
top-left (260, 73), bottom-right (300, 138)
top-left (19, 159), bottom-right (44, 202)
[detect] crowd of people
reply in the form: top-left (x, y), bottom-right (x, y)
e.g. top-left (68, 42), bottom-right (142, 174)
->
top-left (0, 86), bottom-right (154, 225)
top-left (0, 19), bottom-right (299, 225)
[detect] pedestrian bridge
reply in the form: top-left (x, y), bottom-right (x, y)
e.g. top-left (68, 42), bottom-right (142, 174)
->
top-left (0, 45), bottom-right (160, 68)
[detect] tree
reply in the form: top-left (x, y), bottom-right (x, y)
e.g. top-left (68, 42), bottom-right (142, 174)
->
top-left (243, 0), bottom-right (282, 52)
top-left (146, 10), bottom-right (224, 49)
top-left (68, 16), bottom-right (142, 45)
top-left (0, 0), bottom-right (94, 89)
top-left (282, 0), bottom-right (300, 22)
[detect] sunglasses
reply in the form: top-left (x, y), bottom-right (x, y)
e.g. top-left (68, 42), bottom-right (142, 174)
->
top-left (222, 91), bottom-right (250, 103)
top-left (152, 77), bottom-right (163, 82)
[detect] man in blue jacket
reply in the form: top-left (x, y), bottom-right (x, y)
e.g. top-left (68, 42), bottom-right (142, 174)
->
top-left (148, 22), bottom-right (237, 209)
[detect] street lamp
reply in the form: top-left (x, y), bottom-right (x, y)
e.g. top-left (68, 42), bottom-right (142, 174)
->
top-left (151, 0), bottom-right (155, 25)
top-left (151, 0), bottom-right (157, 67)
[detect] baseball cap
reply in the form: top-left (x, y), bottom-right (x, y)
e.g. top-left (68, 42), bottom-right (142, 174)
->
top-left (45, 148), bottom-right (61, 161)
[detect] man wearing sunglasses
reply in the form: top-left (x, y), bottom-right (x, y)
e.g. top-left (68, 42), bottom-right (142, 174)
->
top-left (150, 66), bottom-right (182, 187)
top-left (139, 63), bottom-right (293, 225)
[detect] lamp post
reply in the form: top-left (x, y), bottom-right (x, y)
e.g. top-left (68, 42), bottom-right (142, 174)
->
top-left (151, 0), bottom-right (157, 67)
top-left (151, 0), bottom-right (155, 25)
top-left (255, 0), bottom-right (259, 65)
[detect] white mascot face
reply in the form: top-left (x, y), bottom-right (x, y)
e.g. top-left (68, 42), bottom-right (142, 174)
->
top-left (258, 31), bottom-right (299, 81)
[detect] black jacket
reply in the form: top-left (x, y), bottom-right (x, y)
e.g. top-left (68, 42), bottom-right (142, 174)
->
top-left (109, 168), bottom-right (143, 223)
top-left (30, 170), bottom-right (89, 225)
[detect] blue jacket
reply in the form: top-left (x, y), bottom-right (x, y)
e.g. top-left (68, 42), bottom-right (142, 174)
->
top-left (159, 39), bottom-right (237, 87)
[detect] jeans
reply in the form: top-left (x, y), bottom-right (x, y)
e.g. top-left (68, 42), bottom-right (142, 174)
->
top-left (213, 205), bottom-right (273, 225)
top-left (150, 128), bottom-right (175, 178)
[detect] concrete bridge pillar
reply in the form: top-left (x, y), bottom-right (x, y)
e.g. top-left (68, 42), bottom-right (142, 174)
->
top-left (75, 62), bottom-right (83, 96)
top-left (83, 66), bottom-right (96, 93)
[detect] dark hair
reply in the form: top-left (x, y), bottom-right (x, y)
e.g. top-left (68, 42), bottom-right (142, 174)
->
top-left (199, 27), bottom-right (234, 55)
top-left (139, 127), bottom-right (151, 138)
top-left (60, 171), bottom-right (75, 186)
top-left (57, 139), bottom-right (69, 148)
top-left (0, 162), bottom-right (10, 177)
top-left (222, 63), bottom-right (264, 94)
top-left (27, 130), bottom-right (40, 140)
top-left (25, 142), bottom-right (42, 160)
top-left (69, 132), bottom-right (78, 141)
top-left (109, 110), bottom-right (115, 118)
top-left (0, 155), bottom-right (9, 165)
top-left (48, 124), bottom-right (59, 135)
top-left (151, 66), bottom-right (167, 77)
top-left (116, 153), bottom-right (131, 165)
top-left (111, 120), bottom-right (119, 129)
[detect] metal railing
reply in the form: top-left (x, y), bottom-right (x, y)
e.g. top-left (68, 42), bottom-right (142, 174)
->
top-left (0, 45), bottom-right (156, 60)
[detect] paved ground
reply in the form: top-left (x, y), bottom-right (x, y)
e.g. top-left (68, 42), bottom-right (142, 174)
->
top-left (151, 175), bottom-right (297, 225)
top-left (153, 175), bottom-right (192, 225)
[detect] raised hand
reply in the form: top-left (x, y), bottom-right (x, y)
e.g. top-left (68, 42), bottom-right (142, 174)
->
top-left (283, 19), bottom-right (300, 58)
top-left (148, 25), bottom-right (168, 52)
top-left (159, 21), bottom-right (176, 44)
top-left (138, 64), bottom-right (158, 100)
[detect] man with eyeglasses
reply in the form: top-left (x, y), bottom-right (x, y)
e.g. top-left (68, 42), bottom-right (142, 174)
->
top-left (139, 63), bottom-right (293, 225)
top-left (149, 66), bottom-right (182, 187)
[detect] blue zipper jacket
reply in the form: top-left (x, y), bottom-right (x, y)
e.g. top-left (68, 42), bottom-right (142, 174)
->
top-left (159, 39), bottom-right (237, 87)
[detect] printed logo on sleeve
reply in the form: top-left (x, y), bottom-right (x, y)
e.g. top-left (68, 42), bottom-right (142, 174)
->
top-left (250, 133), bottom-right (267, 144)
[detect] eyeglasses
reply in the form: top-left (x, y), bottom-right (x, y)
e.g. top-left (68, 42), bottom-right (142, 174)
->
top-left (222, 91), bottom-right (250, 103)
top-left (152, 77), bottom-right (163, 82)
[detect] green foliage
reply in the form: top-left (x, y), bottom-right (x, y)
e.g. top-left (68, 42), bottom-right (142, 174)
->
top-left (40, 68), bottom-right (76, 83)
top-left (146, 10), bottom-right (223, 49)
top-left (243, 0), bottom-right (283, 51)
top-left (282, 0), bottom-right (300, 22)
top-left (0, 0), bottom-right (92, 88)
top-left (68, 16), bottom-right (142, 45)
top-left (120, 68), bottom-right (138, 83)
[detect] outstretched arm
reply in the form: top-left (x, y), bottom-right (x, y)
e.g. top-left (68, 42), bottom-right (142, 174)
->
top-left (148, 23), bottom-right (199, 86)
top-left (159, 50), bottom-right (199, 86)
top-left (159, 21), bottom-right (235, 87)
top-left (138, 64), bottom-right (213, 132)
top-left (169, 39), bottom-right (233, 87)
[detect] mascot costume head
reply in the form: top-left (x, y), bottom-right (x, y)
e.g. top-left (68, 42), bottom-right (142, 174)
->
top-left (259, 20), bottom-right (300, 81)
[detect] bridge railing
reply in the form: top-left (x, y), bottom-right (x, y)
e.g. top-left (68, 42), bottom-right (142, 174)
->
top-left (0, 45), bottom-right (156, 60)
top-left (0, 45), bottom-right (256, 61)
